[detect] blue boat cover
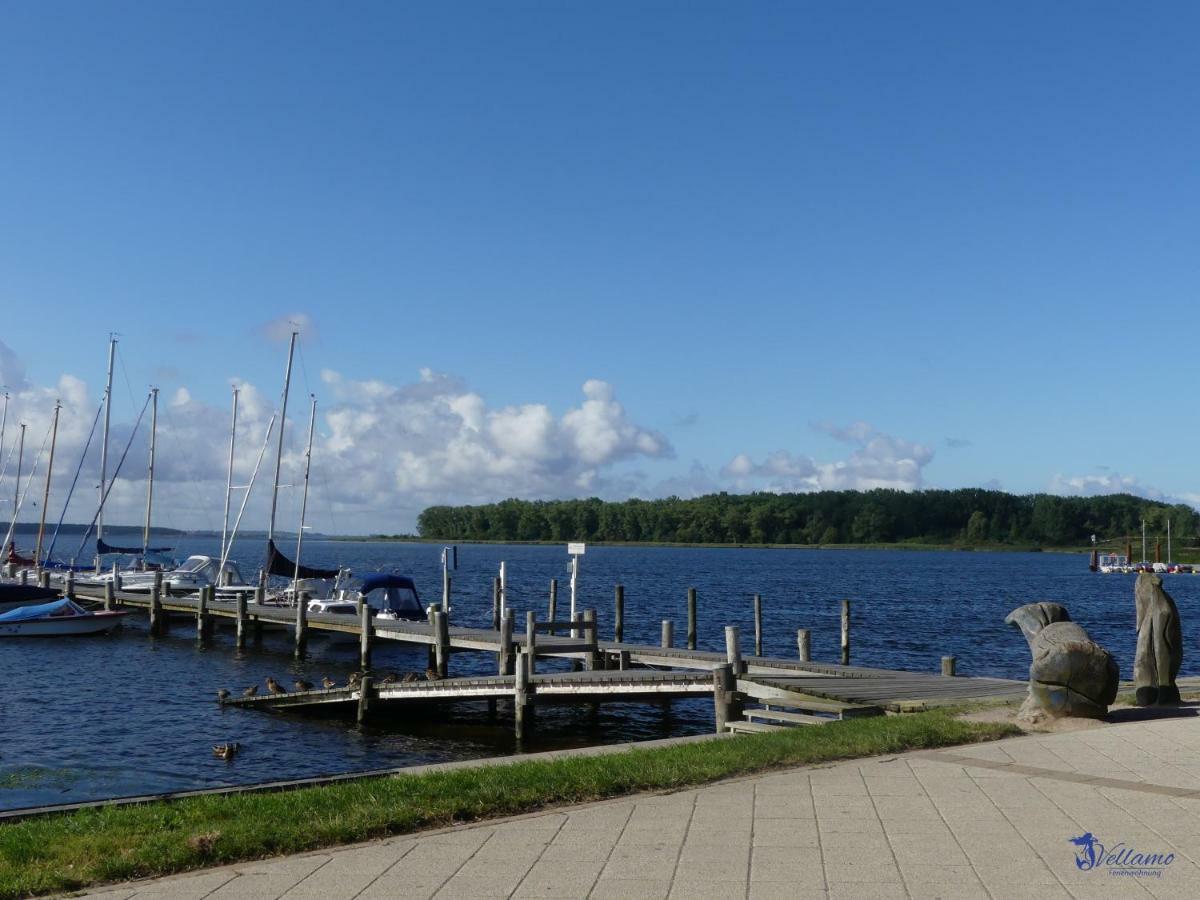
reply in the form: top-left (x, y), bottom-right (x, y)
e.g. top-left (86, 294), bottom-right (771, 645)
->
top-left (0, 599), bottom-right (72, 622)
top-left (360, 574), bottom-right (418, 594)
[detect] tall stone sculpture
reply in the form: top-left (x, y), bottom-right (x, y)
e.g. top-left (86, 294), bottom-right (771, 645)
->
top-left (1134, 573), bottom-right (1183, 706)
top-left (1006, 602), bottom-right (1119, 722)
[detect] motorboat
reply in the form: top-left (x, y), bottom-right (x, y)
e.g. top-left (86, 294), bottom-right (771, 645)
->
top-left (0, 598), bottom-right (127, 636)
top-left (306, 574), bottom-right (425, 621)
top-left (110, 555), bottom-right (249, 594)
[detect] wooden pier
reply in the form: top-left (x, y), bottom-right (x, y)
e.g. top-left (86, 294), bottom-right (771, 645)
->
top-left (63, 581), bottom-right (1028, 736)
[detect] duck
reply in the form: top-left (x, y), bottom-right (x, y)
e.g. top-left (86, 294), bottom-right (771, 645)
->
top-left (401, 671), bottom-right (419, 683)
top-left (212, 742), bottom-right (241, 760)
top-left (265, 676), bottom-right (287, 695)
top-left (425, 667), bottom-right (441, 682)
top-left (293, 679), bottom-right (314, 692)
top-left (379, 672), bottom-right (398, 685)
top-left (347, 671), bottom-right (362, 687)
top-left (216, 688), bottom-right (230, 703)
top-left (242, 685), bottom-right (259, 698)
top-left (321, 676), bottom-right (337, 689)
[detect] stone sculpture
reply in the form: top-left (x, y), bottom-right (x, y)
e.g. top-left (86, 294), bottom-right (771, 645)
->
top-left (1133, 573), bottom-right (1183, 706)
top-left (1005, 602), bottom-right (1119, 722)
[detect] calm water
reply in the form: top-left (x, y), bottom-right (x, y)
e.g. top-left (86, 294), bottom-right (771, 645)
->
top-left (2, 541), bottom-right (1195, 810)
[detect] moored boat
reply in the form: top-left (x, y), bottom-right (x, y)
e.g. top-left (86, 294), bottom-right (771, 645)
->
top-left (0, 598), bottom-right (127, 636)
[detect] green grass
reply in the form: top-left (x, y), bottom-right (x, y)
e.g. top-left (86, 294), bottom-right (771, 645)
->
top-left (0, 710), bottom-right (1018, 898)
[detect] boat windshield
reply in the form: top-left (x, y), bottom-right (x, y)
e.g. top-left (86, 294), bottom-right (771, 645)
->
top-left (175, 556), bottom-right (211, 574)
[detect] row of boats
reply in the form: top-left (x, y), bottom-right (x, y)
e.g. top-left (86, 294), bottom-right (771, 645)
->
top-left (0, 331), bottom-right (429, 634)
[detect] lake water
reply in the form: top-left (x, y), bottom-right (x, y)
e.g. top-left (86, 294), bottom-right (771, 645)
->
top-left (2, 540), bottom-right (1195, 811)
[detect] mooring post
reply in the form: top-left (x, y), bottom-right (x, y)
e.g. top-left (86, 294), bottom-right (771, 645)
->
top-left (797, 628), bottom-right (811, 662)
top-left (514, 650), bottom-right (530, 740)
top-left (3, 562), bottom-right (13, 579)
top-left (499, 608), bottom-right (514, 675)
top-left (712, 663), bottom-right (739, 733)
top-left (197, 585), bottom-right (210, 640)
top-left (614, 584), bottom-right (624, 643)
top-left (584, 608), bottom-right (600, 669)
top-left (357, 673), bottom-right (372, 724)
top-left (425, 603), bottom-right (438, 670)
top-left (18, 568), bottom-right (27, 586)
top-left (434, 609), bottom-right (450, 678)
top-left (111, 562), bottom-right (120, 593)
top-left (442, 567), bottom-right (451, 619)
top-left (841, 599), bottom-right (851, 665)
top-left (38, 570), bottom-right (50, 589)
top-left (360, 601), bottom-right (373, 670)
top-left (525, 609), bottom-right (537, 675)
top-left (252, 584), bottom-right (264, 643)
top-left (103, 581), bottom-right (114, 612)
top-left (941, 655), bottom-right (957, 677)
top-left (753, 594), bottom-right (763, 657)
top-left (725, 625), bottom-right (744, 675)
top-left (618, 649), bottom-right (631, 670)
top-left (661, 619), bottom-right (674, 649)
top-left (548, 578), bottom-right (558, 634)
top-left (294, 590), bottom-right (309, 656)
top-left (65, 570), bottom-right (76, 601)
top-left (492, 577), bottom-right (501, 631)
top-left (235, 590), bottom-right (247, 648)
top-left (150, 571), bottom-right (164, 636)
top-left (687, 587), bottom-right (697, 650)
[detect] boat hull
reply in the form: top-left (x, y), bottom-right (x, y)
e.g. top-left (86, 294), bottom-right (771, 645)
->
top-left (0, 611), bottom-right (128, 637)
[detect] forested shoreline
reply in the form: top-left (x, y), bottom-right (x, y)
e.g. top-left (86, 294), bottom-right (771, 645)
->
top-left (416, 490), bottom-right (1197, 548)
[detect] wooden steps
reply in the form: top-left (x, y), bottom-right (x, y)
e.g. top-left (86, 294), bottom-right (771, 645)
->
top-left (745, 708), bottom-right (834, 726)
top-left (725, 720), bottom-right (789, 735)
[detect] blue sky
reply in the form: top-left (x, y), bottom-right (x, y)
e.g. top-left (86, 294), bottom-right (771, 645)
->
top-left (2, 2), bottom-right (1199, 532)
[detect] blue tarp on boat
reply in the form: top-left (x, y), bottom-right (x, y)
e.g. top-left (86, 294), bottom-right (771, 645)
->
top-left (359, 573), bottom-right (423, 618)
top-left (0, 599), bottom-right (72, 622)
top-left (359, 574), bottom-right (418, 594)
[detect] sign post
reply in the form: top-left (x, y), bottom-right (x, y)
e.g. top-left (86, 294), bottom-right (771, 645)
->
top-left (441, 546), bottom-right (457, 612)
top-left (567, 542), bottom-right (585, 621)
top-left (499, 560), bottom-right (507, 619)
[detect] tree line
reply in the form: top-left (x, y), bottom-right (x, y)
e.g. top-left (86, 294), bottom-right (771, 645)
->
top-left (416, 490), bottom-right (1197, 548)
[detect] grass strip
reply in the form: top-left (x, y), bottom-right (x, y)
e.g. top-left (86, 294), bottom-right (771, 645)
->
top-left (0, 711), bottom-right (1018, 898)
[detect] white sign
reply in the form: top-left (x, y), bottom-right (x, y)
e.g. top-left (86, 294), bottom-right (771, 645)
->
top-left (568, 542), bottom-right (586, 555)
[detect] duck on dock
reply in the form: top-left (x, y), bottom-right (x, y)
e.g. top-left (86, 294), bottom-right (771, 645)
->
top-left (425, 667), bottom-right (440, 681)
top-left (379, 672), bottom-right (398, 685)
top-left (265, 676), bottom-right (287, 695)
top-left (401, 671), bottom-right (419, 683)
top-left (347, 671), bottom-right (362, 687)
top-left (242, 685), bottom-right (258, 697)
top-left (293, 679), bottom-right (314, 692)
top-left (321, 676), bottom-right (337, 689)
top-left (212, 742), bottom-right (241, 760)
top-left (217, 688), bottom-right (230, 703)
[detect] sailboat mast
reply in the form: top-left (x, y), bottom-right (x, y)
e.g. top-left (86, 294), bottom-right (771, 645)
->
top-left (97, 336), bottom-right (117, 542)
top-left (142, 388), bottom-right (158, 556)
top-left (34, 401), bottom-right (61, 568)
top-left (292, 395), bottom-right (317, 592)
top-left (7, 423), bottom-right (24, 553)
top-left (267, 331), bottom-right (297, 546)
top-left (0, 391), bottom-right (8, 484)
top-left (221, 387), bottom-right (239, 556)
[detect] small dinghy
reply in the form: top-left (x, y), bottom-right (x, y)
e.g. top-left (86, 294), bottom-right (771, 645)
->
top-left (0, 598), bottom-right (128, 637)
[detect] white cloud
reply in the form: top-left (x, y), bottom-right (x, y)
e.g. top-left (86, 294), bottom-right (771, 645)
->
top-left (723, 423), bottom-right (934, 493)
top-left (1049, 471), bottom-right (1167, 501)
top-left (260, 312), bottom-right (317, 343)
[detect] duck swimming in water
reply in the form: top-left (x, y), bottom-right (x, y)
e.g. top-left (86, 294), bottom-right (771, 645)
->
top-left (212, 742), bottom-right (241, 760)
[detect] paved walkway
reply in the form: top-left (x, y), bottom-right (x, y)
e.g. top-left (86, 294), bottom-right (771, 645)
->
top-left (82, 713), bottom-right (1200, 900)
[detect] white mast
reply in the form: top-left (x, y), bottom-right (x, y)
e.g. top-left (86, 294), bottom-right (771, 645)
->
top-left (0, 391), bottom-right (8, 486)
top-left (6, 423), bottom-right (24, 554)
top-left (221, 386), bottom-right (239, 556)
top-left (34, 401), bottom-right (61, 568)
top-left (97, 335), bottom-right (117, 544)
top-left (142, 387), bottom-right (158, 558)
top-left (267, 331), bottom-right (297, 548)
top-left (1167, 518), bottom-right (1172, 565)
top-left (292, 395), bottom-right (317, 594)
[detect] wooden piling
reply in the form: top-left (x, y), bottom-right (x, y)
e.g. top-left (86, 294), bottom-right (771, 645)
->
top-left (18, 568), bottom-right (27, 586)
top-left (661, 619), bottom-right (674, 649)
top-left (687, 587), bottom-right (697, 650)
top-left (514, 651), bottom-right (530, 740)
top-left (525, 610), bottom-right (537, 675)
top-left (618, 649), bottom-right (630, 670)
top-left (548, 578), bottom-right (558, 633)
top-left (712, 663), bottom-right (739, 733)
top-left (149, 572), bottom-right (164, 636)
top-left (725, 625), bottom-right (743, 675)
top-left (197, 585), bottom-right (211, 640)
top-left (841, 599), bottom-right (851, 665)
top-left (294, 591), bottom-right (308, 656)
top-left (65, 570), bottom-right (76, 601)
top-left (359, 601), bottom-right (373, 670)
top-left (434, 609), bottom-right (450, 678)
top-left (614, 584), bottom-right (624, 642)
top-left (499, 609), bottom-right (514, 675)
top-left (442, 568), bottom-right (451, 619)
top-left (492, 577), bottom-right (501, 630)
top-left (235, 590), bottom-right (247, 648)
top-left (584, 608), bottom-right (600, 670)
top-left (357, 674), bottom-right (372, 724)
top-left (753, 593), bottom-right (763, 657)
top-left (111, 562), bottom-right (121, 592)
top-left (252, 585), bottom-right (265, 643)
top-left (941, 655), bottom-right (957, 677)
top-left (797, 628), bottom-right (811, 662)
top-left (38, 570), bottom-right (50, 589)
top-left (103, 581), bottom-right (114, 612)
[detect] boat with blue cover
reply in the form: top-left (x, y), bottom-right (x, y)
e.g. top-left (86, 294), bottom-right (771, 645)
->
top-left (0, 598), bottom-right (127, 636)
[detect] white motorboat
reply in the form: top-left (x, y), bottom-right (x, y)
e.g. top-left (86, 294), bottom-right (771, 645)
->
top-left (0, 598), bottom-right (127, 636)
top-left (306, 574), bottom-right (425, 621)
top-left (112, 555), bottom-right (249, 594)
